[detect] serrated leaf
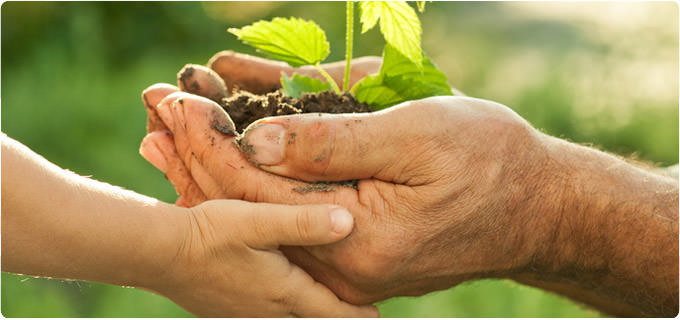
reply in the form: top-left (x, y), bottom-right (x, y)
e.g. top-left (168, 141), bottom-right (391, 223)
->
top-left (352, 44), bottom-right (452, 110)
top-left (359, 1), bottom-right (423, 68)
top-left (351, 74), bottom-right (403, 109)
top-left (228, 17), bottom-right (329, 67)
top-left (380, 44), bottom-right (451, 90)
top-left (281, 73), bottom-right (331, 98)
top-left (359, 2), bottom-right (380, 33)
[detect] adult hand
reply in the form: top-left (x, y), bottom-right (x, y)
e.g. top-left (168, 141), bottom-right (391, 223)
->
top-left (143, 51), bottom-right (381, 134)
top-left (140, 85), bottom-right (549, 303)
top-left (140, 51), bottom-right (381, 207)
top-left (140, 53), bottom-right (678, 316)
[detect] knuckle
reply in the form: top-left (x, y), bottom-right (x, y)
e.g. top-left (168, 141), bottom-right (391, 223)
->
top-left (270, 287), bottom-right (297, 313)
top-left (160, 91), bottom-right (189, 107)
top-left (294, 208), bottom-right (315, 241)
top-left (295, 117), bottom-right (338, 176)
top-left (245, 212), bottom-right (270, 243)
top-left (268, 267), bottom-right (300, 311)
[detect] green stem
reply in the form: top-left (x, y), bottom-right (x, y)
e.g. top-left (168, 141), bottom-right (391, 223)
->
top-left (344, 1), bottom-right (354, 92)
top-left (314, 63), bottom-right (341, 94)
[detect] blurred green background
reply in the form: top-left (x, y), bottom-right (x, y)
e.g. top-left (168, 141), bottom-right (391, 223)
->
top-left (1, 1), bottom-right (677, 317)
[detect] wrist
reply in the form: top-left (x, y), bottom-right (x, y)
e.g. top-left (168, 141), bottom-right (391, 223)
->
top-left (131, 203), bottom-right (191, 292)
top-left (511, 134), bottom-right (679, 316)
top-left (515, 134), bottom-right (589, 275)
top-left (521, 134), bottom-right (675, 274)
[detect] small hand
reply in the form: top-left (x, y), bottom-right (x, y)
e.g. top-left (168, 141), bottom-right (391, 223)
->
top-left (151, 200), bottom-right (379, 317)
top-left (0, 133), bottom-right (377, 317)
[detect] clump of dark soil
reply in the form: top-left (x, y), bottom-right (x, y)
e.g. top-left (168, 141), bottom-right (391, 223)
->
top-left (218, 89), bottom-right (371, 193)
top-left (219, 90), bottom-right (371, 133)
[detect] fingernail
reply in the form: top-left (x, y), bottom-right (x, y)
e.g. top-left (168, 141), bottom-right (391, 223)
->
top-left (243, 123), bottom-right (286, 165)
top-left (141, 141), bottom-right (168, 172)
top-left (330, 208), bottom-right (354, 235)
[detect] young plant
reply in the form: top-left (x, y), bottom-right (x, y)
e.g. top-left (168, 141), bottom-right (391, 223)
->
top-left (228, 1), bottom-right (452, 110)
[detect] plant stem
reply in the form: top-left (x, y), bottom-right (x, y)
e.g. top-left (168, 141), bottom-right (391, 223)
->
top-left (343, 1), bottom-right (354, 92)
top-left (314, 63), bottom-right (341, 94)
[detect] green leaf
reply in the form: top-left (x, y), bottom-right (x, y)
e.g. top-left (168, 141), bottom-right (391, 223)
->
top-left (352, 44), bottom-right (452, 110)
top-left (359, 1), bottom-right (423, 68)
top-left (228, 17), bottom-right (329, 67)
top-left (380, 44), bottom-right (451, 90)
top-left (416, 1), bottom-right (427, 13)
top-left (280, 73), bottom-right (331, 98)
top-left (359, 3), bottom-right (380, 33)
top-left (351, 74), bottom-right (403, 109)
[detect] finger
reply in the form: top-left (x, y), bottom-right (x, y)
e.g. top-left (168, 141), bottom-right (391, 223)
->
top-left (280, 246), bottom-right (367, 303)
top-left (208, 50), bottom-right (292, 94)
top-left (142, 83), bottom-right (179, 133)
top-left (296, 56), bottom-right (382, 89)
top-left (244, 203), bottom-right (354, 248)
top-left (285, 266), bottom-right (380, 318)
top-left (207, 50), bottom-right (381, 93)
top-left (177, 64), bottom-right (228, 103)
top-left (155, 92), bottom-right (234, 200)
top-left (238, 101), bottom-right (428, 183)
top-left (140, 131), bottom-right (207, 206)
top-left (154, 92), bottom-right (361, 205)
top-left (175, 195), bottom-right (192, 208)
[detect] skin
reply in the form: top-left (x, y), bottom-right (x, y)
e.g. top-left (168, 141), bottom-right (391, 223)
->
top-left (140, 51), bottom-right (679, 316)
top-left (1, 133), bottom-right (378, 317)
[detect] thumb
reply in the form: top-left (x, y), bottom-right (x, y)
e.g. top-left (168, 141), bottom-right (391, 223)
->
top-left (245, 203), bottom-right (355, 249)
top-left (238, 102), bottom-right (417, 182)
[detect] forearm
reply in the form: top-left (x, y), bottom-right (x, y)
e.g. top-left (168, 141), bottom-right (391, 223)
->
top-left (1, 135), bottom-right (184, 289)
top-left (515, 134), bottom-right (678, 316)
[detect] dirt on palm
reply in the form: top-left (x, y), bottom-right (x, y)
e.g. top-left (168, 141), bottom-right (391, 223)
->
top-left (219, 90), bottom-right (371, 133)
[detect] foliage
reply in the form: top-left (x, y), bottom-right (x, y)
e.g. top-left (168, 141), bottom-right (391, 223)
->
top-left (416, 1), bottom-right (427, 13)
top-left (359, 1), bottom-right (423, 68)
top-left (352, 44), bottom-right (452, 109)
top-left (230, 1), bottom-right (452, 110)
top-left (281, 73), bottom-right (331, 98)
top-left (228, 17), bottom-right (329, 68)
top-left (1, 1), bottom-right (676, 317)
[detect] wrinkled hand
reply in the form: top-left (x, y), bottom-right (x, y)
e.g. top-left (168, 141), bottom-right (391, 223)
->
top-left (140, 51), bottom-right (381, 207)
top-left (154, 200), bottom-right (379, 317)
top-left (138, 52), bottom-right (551, 304)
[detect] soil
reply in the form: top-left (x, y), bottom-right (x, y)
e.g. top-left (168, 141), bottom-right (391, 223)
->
top-left (292, 180), bottom-right (359, 194)
top-left (219, 90), bottom-right (371, 133)
top-left (218, 89), bottom-right (371, 193)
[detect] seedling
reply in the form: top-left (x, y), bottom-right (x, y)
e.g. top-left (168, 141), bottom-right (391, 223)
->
top-left (228, 1), bottom-right (453, 110)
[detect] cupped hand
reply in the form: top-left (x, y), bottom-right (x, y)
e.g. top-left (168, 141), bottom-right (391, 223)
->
top-left (140, 51), bottom-right (381, 207)
top-left (151, 199), bottom-right (378, 317)
top-left (139, 51), bottom-right (554, 303)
